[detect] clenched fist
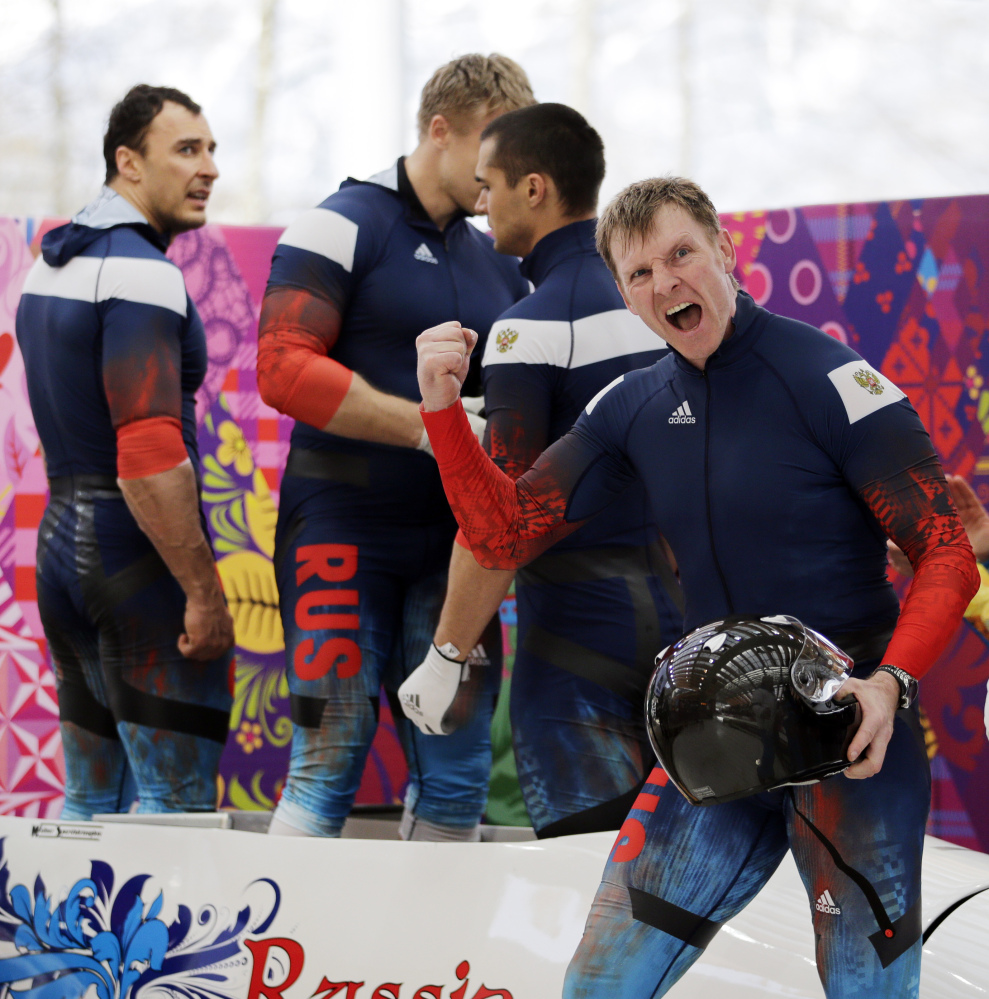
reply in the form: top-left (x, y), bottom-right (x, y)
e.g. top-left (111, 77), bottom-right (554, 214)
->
top-left (416, 321), bottom-right (478, 413)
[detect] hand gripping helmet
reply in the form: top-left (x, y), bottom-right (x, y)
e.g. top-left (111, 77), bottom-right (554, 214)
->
top-left (645, 615), bottom-right (860, 806)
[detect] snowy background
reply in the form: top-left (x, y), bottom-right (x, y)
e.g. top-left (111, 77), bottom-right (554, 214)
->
top-left (3, 0), bottom-right (989, 226)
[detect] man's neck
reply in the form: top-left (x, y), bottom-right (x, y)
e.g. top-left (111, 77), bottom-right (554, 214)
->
top-left (107, 178), bottom-right (168, 240)
top-left (524, 211), bottom-right (595, 257)
top-left (402, 144), bottom-right (461, 231)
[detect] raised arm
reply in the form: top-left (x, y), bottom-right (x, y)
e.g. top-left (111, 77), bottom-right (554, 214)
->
top-left (428, 340), bottom-right (556, 644)
top-left (400, 339), bottom-right (552, 733)
top-left (418, 321), bottom-right (628, 568)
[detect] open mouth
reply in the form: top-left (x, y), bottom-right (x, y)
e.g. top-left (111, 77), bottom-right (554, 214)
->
top-left (187, 191), bottom-right (210, 206)
top-left (667, 301), bottom-right (702, 332)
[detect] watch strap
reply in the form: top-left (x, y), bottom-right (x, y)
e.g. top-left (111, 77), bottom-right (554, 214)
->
top-left (873, 665), bottom-right (918, 709)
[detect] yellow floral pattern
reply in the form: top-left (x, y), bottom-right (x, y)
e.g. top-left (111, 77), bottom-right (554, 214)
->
top-left (236, 721), bottom-right (264, 753)
top-left (200, 397), bottom-right (289, 811)
top-left (217, 420), bottom-right (254, 476)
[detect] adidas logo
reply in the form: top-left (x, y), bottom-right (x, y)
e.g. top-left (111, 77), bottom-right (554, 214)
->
top-left (815, 890), bottom-right (841, 915)
top-left (401, 692), bottom-right (422, 715)
top-left (669, 400), bottom-right (696, 424)
top-left (414, 242), bottom-right (438, 264)
top-left (466, 643), bottom-right (489, 671)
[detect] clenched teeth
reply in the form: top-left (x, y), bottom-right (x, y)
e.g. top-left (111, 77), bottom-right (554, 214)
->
top-left (666, 302), bottom-right (695, 317)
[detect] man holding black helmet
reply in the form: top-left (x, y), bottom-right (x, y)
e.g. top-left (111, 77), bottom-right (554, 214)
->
top-left (414, 176), bottom-right (978, 997)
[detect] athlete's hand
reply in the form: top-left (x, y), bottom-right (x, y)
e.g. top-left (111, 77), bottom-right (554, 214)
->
top-left (416, 322), bottom-right (478, 413)
top-left (836, 669), bottom-right (900, 779)
top-left (461, 395), bottom-right (487, 443)
top-left (398, 644), bottom-right (467, 735)
top-left (886, 539), bottom-right (913, 577)
top-left (946, 474), bottom-right (989, 562)
top-left (180, 588), bottom-right (236, 661)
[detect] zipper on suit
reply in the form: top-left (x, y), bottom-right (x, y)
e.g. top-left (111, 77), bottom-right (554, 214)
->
top-left (703, 370), bottom-right (734, 612)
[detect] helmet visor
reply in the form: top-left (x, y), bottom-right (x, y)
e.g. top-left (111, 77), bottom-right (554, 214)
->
top-left (760, 615), bottom-right (854, 711)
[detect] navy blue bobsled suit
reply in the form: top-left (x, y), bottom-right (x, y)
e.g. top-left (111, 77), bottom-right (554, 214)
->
top-left (479, 219), bottom-right (682, 835)
top-left (423, 290), bottom-right (978, 997)
top-left (15, 189), bottom-right (232, 818)
top-left (260, 160), bottom-right (528, 836)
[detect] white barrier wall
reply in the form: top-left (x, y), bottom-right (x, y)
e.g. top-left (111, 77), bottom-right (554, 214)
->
top-left (0, 816), bottom-right (602, 999)
top-left (1, 816), bottom-right (987, 999)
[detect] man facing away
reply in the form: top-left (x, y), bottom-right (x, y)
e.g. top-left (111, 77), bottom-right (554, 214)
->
top-left (415, 176), bottom-right (978, 995)
top-left (15, 84), bottom-right (235, 818)
top-left (398, 103), bottom-right (684, 837)
top-left (257, 54), bottom-right (534, 841)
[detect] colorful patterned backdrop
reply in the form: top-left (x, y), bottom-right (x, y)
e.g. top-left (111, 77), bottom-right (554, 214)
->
top-left (0, 216), bottom-right (408, 820)
top-left (1, 196), bottom-right (988, 852)
top-left (723, 197), bottom-right (989, 852)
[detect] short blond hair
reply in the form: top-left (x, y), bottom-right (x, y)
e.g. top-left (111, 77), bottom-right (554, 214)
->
top-left (597, 176), bottom-right (738, 289)
top-left (417, 53), bottom-right (535, 137)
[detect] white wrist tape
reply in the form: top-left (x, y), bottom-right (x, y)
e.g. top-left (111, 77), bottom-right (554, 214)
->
top-left (461, 396), bottom-right (487, 443)
top-left (465, 411), bottom-right (486, 443)
top-left (417, 427), bottom-right (435, 457)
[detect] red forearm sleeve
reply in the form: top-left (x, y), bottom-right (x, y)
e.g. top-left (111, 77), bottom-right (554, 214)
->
top-left (116, 416), bottom-right (188, 480)
top-left (453, 396), bottom-right (542, 551)
top-left (257, 287), bottom-right (354, 429)
top-left (422, 401), bottom-right (577, 569)
top-left (861, 456), bottom-right (980, 678)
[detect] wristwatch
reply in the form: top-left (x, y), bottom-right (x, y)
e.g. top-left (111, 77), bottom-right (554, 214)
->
top-left (873, 665), bottom-right (919, 709)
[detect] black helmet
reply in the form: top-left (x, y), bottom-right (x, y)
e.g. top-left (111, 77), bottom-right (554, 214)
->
top-left (645, 615), bottom-right (860, 806)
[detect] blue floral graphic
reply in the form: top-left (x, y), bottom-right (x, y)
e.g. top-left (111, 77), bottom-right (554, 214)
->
top-left (0, 840), bottom-right (280, 999)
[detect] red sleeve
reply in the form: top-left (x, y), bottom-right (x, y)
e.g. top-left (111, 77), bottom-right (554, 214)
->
top-left (860, 455), bottom-right (980, 678)
top-left (256, 286), bottom-right (354, 429)
top-left (455, 363), bottom-right (555, 552)
top-left (423, 401), bottom-right (583, 568)
top-left (116, 416), bottom-right (188, 479)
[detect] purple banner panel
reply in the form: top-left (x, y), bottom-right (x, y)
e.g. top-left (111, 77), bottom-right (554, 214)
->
top-left (722, 196), bottom-right (989, 850)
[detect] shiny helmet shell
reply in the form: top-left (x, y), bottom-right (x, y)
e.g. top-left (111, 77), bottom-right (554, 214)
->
top-left (645, 615), bottom-right (860, 805)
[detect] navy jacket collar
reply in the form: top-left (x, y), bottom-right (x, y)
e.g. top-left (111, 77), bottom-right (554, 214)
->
top-left (520, 218), bottom-right (598, 287)
top-left (353, 158), bottom-right (467, 234)
top-left (672, 290), bottom-right (767, 375)
top-left (41, 186), bottom-right (167, 266)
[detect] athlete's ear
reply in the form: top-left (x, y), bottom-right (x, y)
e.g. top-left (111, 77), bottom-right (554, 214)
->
top-left (115, 144), bottom-right (142, 184)
top-left (428, 114), bottom-right (452, 150)
top-left (717, 228), bottom-right (737, 273)
top-left (526, 172), bottom-right (548, 209)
